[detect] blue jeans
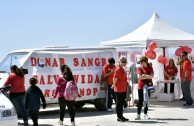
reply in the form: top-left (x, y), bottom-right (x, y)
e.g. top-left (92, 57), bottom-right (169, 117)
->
top-left (106, 84), bottom-right (116, 109)
top-left (10, 95), bottom-right (28, 121)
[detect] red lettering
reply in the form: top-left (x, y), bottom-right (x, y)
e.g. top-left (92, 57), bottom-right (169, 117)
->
top-left (74, 75), bottom-right (79, 83)
top-left (52, 90), bottom-right (55, 97)
top-left (86, 88), bottom-right (91, 96)
top-left (81, 75), bottom-right (85, 84)
top-left (40, 75), bottom-right (45, 84)
top-left (88, 58), bottom-right (93, 66)
top-left (54, 75), bottom-right (59, 84)
top-left (52, 58), bottom-right (58, 67)
top-left (44, 89), bottom-right (50, 97)
top-left (81, 58), bottom-right (86, 67)
top-left (45, 58), bottom-right (51, 66)
top-left (79, 88), bottom-right (84, 96)
top-left (93, 88), bottom-right (98, 96)
top-left (31, 57), bottom-right (37, 66)
top-left (88, 74), bottom-right (93, 83)
top-left (59, 58), bottom-right (65, 65)
top-left (47, 75), bottom-right (53, 84)
top-left (95, 58), bottom-right (100, 66)
top-left (73, 58), bottom-right (79, 66)
top-left (101, 58), bottom-right (106, 66)
top-left (95, 74), bottom-right (100, 83)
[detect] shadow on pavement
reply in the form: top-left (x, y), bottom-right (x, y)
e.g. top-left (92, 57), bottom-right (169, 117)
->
top-left (18, 122), bottom-right (53, 126)
top-left (38, 106), bottom-right (146, 119)
top-left (153, 118), bottom-right (188, 121)
top-left (129, 120), bottom-right (168, 124)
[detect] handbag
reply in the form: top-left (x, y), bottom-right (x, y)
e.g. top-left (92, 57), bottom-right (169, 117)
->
top-left (141, 66), bottom-right (153, 86)
top-left (142, 79), bottom-right (153, 87)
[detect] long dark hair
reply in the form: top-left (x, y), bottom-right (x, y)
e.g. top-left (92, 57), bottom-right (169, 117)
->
top-left (168, 59), bottom-right (175, 68)
top-left (60, 64), bottom-right (74, 81)
top-left (10, 65), bottom-right (24, 77)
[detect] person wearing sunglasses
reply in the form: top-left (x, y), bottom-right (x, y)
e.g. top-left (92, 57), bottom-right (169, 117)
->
top-left (112, 57), bottom-right (129, 122)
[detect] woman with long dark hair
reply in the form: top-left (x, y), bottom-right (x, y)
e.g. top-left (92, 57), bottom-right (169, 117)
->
top-left (4, 65), bottom-right (28, 125)
top-left (53, 64), bottom-right (76, 126)
top-left (164, 59), bottom-right (178, 93)
top-left (136, 57), bottom-right (154, 120)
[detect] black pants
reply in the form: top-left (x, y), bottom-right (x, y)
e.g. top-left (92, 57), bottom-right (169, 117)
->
top-left (164, 83), bottom-right (174, 93)
top-left (107, 84), bottom-right (116, 109)
top-left (115, 92), bottom-right (126, 119)
top-left (29, 111), bottom-right (39, 126)
top-left (58, 97), bottom-right (75, 122)
top-left (137, 89), bottom-right (148, 115)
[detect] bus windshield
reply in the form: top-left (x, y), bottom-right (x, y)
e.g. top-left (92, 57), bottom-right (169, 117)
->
top-left (0, 52), bottom-right (29, 73)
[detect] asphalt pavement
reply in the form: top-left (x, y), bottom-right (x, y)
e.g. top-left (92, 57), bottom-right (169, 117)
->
top-left (18, 99), bottom-right (194, 126)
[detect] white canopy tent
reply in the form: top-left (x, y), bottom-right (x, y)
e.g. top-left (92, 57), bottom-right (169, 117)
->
top-left (101, 13), bottom-right (194, 48)
top-left (101, 13), bottom-right (194, 100)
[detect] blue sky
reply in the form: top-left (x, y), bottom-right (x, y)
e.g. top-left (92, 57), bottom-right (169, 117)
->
top-left (0, 0), bottom-right (194, 61)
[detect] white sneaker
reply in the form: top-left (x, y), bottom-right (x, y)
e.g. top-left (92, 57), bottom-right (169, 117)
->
top-left (135, 114), bottom-right (141, 120)
top-left (144, 114), bottom-right (150, 119)
top-left (107, 108), bottom-right (113, 112)
top-left (58, 120), bottom-right (63, 125)
top-left (70, 122), bottom-right (76, 126)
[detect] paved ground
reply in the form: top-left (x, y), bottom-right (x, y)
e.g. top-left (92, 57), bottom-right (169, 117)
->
top-left (18, 99), bottom-right (194, 126)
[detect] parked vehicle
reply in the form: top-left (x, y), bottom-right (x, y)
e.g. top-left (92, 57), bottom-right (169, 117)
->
top-left (0, 47), bottom-right (117, 111)
top-left (0, 86), bottom-right (18, 126)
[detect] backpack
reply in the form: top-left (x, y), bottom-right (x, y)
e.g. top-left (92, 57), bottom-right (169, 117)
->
top-left (64, 81), bottom-right (79, 101)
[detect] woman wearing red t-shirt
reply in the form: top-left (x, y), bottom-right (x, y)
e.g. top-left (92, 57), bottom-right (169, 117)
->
top-left (164, 59), bottom-right (178, 93)
top-left (112, 57), bottom-right (128, 122)
top-left (4, 65), bottom-right (28, 125)
top-left (136, 57), bottom-right (154, 120)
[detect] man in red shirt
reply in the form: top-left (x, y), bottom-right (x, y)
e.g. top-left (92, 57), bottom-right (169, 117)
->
top-left (102, 58), bottom-right (116, 112)
top-left (177, 51), bottom-right (193, 106)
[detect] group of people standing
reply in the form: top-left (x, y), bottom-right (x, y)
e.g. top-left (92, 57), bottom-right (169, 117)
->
top-left (3, 64), bottom-right (77, 126)
top-left (163, 51), bottom-right (193, 106)
top-left (102, 56), bottom-right (154, 121)
top-left (102, 51), bottom-right (194, 122)
top-left (3, 50), bottom-right (193, 125)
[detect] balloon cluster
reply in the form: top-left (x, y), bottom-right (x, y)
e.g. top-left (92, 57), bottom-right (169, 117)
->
top-left (175, 46), bottom-right (192, 56)
top-left (145, 42), bottom-right (157, 60)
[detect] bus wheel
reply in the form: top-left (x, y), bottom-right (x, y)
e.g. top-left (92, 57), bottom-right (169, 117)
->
top-left (94, 98), bottom-right (106, 111)
top-left (74, 102), bottom-right (85, 109)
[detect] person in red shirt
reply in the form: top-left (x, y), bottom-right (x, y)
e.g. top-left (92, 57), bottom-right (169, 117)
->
top-left (164, 59), bottom-right (178, 93)
top-left (112, 57), bottom-right (128, 122)
top-left (102, 58), bottom-right (116, 112)
top-left (136, 56), bottom-right (154, 120)
top-left (53, 64), bottom-right (76, 126)
top-left (177, 51), bottom-right (193, 106)
top-left (4, 65), bottom-right (28, 125)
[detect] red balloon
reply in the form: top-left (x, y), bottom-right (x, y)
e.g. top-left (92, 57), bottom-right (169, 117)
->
top-left (150, 51), bottom-right (156, 60)
top-left (175, 47), bottom-right (184, 56)
top-left (149, 42), bottom-right (157, 51)
top-left (182, 46), bottom-right (192, 54)
top-left (145, 50), bottom-right (152, 58)
top-left (157, 55), bottom-right (167, 65)
top-left (158, 55), bottom-right (163, 63)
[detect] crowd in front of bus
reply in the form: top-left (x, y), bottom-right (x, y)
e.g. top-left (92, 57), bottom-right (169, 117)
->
top-left (2, 51), bottom-right (193, 125)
